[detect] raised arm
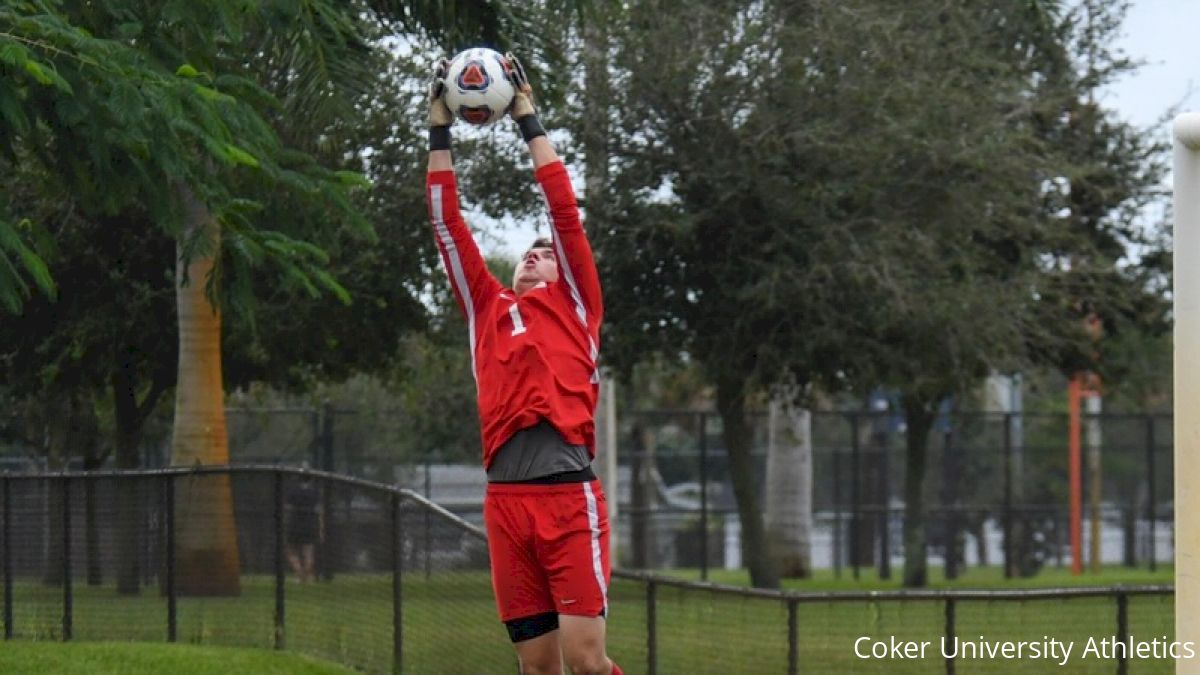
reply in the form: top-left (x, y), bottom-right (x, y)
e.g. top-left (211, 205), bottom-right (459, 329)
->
top-left (427, 60), bottom-right (502, 324)
top-left (505, 54), bottom-right (603, 327)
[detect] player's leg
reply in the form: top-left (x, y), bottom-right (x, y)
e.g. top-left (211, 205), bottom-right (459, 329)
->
top-left (559, 614), bottom-right (618, 675)
top-left (510, 614), bottom-right (563, 675)
top-left (486, 485), bottom-right (562, 674)
top-left (538, 481), bottom-right (620, 675)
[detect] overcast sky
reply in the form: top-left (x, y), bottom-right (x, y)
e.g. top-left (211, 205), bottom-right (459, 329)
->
top-left (485, 1), bottom-right (1199, 257)
top-left (1102, 0), bottom-right (1198, 128)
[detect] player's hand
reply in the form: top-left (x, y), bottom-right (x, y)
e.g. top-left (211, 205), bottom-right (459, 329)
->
top-left (429, 58), bottom-right (453, 128)
top-left (504, 52), bottom-right (536, 120)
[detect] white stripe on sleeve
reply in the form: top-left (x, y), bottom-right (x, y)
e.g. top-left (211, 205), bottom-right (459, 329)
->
top-left (540, 184), bottom-right (589, 329)
top-left (431, 184), bottom-right (478, 382)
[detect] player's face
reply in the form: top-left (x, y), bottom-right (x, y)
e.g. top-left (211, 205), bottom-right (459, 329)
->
top-left (513, 247), bottom-right (559, 295)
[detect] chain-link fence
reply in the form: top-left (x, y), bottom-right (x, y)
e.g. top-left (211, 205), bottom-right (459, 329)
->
top-left (0, 467), bottom-right (1176, 673)
top-left (208, 407), bottom-right (1174, 581)
top-left (3, 405), bottom-right (1172, 582)
top-left (619, 410), bottom-right (1173, 580)
top-left (0, 467), bottom-right (506, 673)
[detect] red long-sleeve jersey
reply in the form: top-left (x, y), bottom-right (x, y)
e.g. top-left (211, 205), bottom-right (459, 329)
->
top-left (427, 161), bottom-right (603, 469)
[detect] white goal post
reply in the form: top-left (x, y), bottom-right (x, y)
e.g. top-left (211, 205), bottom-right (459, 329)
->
top-left (1174, 111), bottom-right (1200, 673)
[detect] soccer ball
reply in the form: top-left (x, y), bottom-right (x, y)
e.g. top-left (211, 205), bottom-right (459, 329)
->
top-left (443, 48), bottom-right (515, 126)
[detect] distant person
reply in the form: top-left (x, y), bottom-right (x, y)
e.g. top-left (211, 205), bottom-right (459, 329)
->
top-left (425, 54), bottom-right (621, 675)
top-left (286, 471), bottom-right (322, 582)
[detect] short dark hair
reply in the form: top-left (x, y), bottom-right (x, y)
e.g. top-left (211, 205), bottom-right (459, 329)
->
top-left (524, 237), bottom-right (553, 256)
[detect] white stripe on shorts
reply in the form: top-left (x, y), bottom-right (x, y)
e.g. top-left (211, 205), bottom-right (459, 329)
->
top-left (582, 482), bottom-right (608, 615)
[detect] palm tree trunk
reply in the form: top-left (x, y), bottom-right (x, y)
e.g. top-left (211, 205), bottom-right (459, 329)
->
top-left (716, 376), bottom-right (778, 588)
top-left (170, 188), bottom-right (240, 596)
top-left (765, 393), bottom-right (813, 578)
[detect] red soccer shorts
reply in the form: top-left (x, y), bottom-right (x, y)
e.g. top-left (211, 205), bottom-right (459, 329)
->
top-left (484, 479), bottom-right (611, 622)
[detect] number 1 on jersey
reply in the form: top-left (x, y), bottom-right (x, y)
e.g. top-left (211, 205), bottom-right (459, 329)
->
top-left (508, 303), bottom-right (527, 336)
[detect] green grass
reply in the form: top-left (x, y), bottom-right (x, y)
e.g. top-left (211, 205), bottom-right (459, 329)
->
top-left (7, 573), bottom-right (512, 674)
top-left (616, 565), bottom-right (1177, 673)
top-left (658, 563), bottom-right (1176, 591)
top-left (3, 566), bottom-right (1176, 674)
top-left (0, 642), bottom-right (355, 674)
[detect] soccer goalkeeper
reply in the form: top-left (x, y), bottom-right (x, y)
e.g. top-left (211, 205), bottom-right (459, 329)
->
top-left (425, 54), bottom-right (621, 675)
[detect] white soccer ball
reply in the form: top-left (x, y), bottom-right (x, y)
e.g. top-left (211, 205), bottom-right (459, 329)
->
top-left (443, 48), bottom-right (515, 126)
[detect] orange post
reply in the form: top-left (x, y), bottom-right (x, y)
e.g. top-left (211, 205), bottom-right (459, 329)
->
top-left (1067, 375), bottom-right (1083, 575)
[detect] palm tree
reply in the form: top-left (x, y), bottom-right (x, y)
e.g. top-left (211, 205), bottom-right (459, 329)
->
top-left (1, 2), bottom-right (301, 595)
top-left (171, 193), bottom-right (242, 593)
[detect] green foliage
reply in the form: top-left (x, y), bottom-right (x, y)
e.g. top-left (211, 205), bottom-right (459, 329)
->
top-left (220, 42), bottom-right (538, 395)
top-left (0, 216), bottom-right (55, 313)
top-left (1, 0), bottom-right (546, 315)
top-left (580, 0), bottom-right (1170, 588)
top-left (0, 204), bottom-right (178, 403)
top-left (0, 1), bottom-right (561, 473)
top-left (590, 0), bottom-right (1167, 407)
top-left (0, 2), bottom-right (345, 313)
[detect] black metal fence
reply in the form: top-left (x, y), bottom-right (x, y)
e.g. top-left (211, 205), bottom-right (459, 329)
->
top-left (2, 406), bottom-right (1170, 582)
top-left (614, 572), bottom-right (1173, 675)
top-left (619, 410), bottom-right (1173, 581)
top-left (0, 466), bottom-right (502, 673)
top-left (0, 467), bottom-right (1177, 674)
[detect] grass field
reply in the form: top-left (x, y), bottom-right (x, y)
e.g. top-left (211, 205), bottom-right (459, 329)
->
top-left (0, 642), bottom-right (356, 674)
top-left (3, 565), bottom-right (1176, 674)
top-left (663, 562), bottom-right (1175, 590)
top-left (614, 565), bottom-right (1175, 674)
